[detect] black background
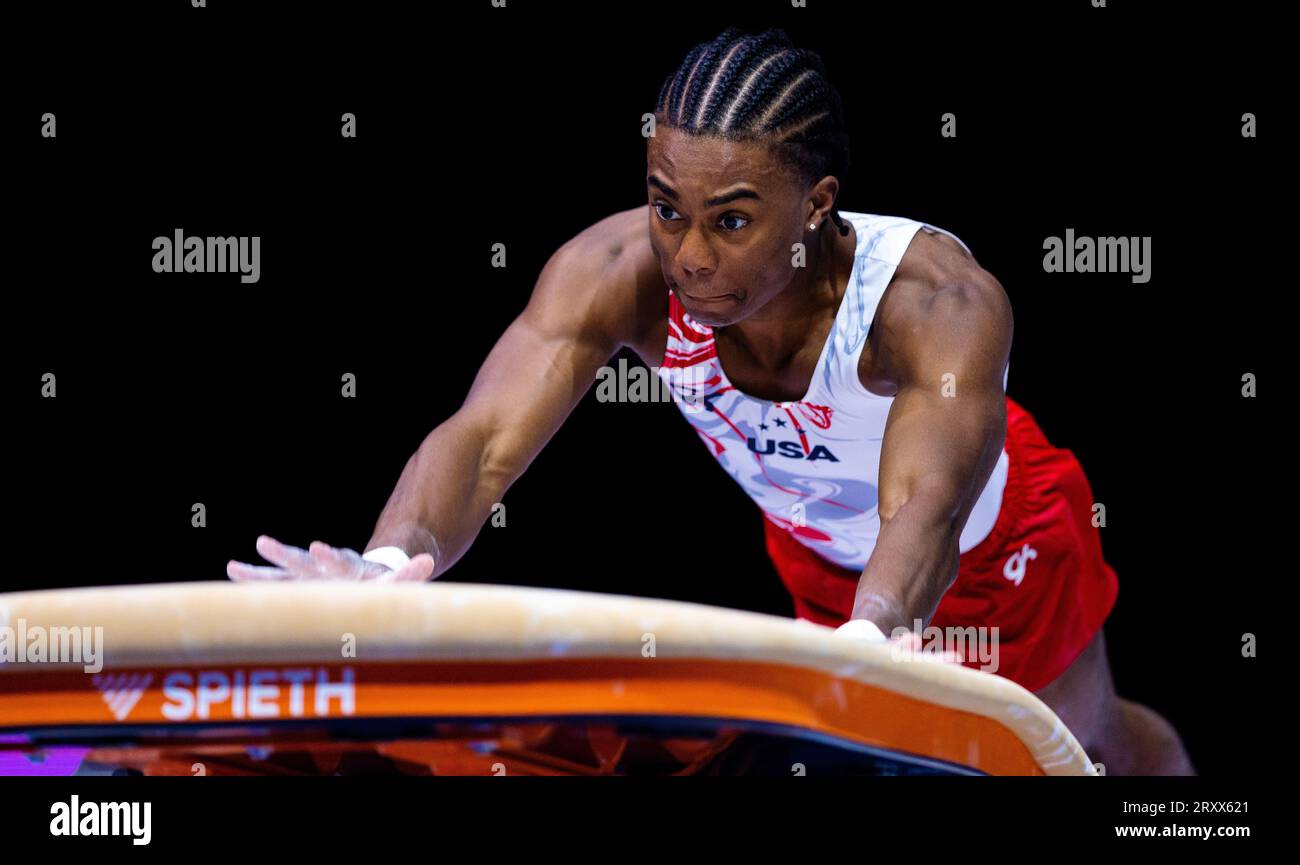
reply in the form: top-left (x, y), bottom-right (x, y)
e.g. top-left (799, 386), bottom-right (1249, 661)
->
top-left (7, 1), bottom-right (1281, 777)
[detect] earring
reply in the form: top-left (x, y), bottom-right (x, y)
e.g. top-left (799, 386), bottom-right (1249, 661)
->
top-left (808, 222), bottom-right (817, 231)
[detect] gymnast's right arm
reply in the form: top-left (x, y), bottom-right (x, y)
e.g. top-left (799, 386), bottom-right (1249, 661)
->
top-left (227, 219), bottom-right (643, 582)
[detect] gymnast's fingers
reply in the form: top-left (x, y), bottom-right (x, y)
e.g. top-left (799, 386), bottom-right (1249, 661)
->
top-left (226, 560), bottom-right (291, 582)
top-left (255, 535), bottom-right (321, 577)
top-left (307, 541), bottom-right (371, 580)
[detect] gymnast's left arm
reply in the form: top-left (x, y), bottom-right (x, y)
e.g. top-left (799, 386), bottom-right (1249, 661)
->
top-left (848, 265), bottom-right (1013, 636)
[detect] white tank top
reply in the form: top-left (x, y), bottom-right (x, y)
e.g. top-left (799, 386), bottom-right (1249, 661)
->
top-left (656, 211), bottom-right (1010, 570)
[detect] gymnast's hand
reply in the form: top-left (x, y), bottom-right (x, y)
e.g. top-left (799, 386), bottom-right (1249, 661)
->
top-left (226, 535), bottom-right (436, 583)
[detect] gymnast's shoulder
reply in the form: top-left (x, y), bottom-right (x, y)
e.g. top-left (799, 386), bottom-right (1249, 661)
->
top-left (534, 207), bottom-right (667, 358)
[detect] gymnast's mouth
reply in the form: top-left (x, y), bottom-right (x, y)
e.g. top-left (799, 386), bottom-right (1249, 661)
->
top-left (680, 290), bottom-right (737, 305)
top-left (669, 279), bottom-right (737, 304)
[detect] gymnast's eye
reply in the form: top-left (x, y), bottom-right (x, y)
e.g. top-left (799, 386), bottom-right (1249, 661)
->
top-left (719, 212), bottom-right (750, 232)
top-left (653, 202), bottom-right (681, 222)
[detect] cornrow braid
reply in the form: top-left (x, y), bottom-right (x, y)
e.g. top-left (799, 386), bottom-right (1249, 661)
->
top-left (654, 28), bottom-right (852, 236)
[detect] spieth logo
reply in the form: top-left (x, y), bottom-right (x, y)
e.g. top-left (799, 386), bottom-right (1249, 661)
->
top-left (93, 673), bottom-right (154, 721)
top-left (92, 667), bottom-right (356, 721)
top-left (161, 668), bottom-right (355, 720)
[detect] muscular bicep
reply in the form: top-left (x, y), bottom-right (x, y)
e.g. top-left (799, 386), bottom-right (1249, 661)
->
top-left (876, 272), bottom-right (1013, 524)
top-left (456, 237), bottom-right (638, 489)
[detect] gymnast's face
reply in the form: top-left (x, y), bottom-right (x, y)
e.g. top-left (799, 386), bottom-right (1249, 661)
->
top-left (646, 125), bottom-right (819, 327)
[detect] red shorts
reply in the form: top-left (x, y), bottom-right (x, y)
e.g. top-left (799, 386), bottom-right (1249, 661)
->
top-left (762, 396), bottom-right (1119, 693)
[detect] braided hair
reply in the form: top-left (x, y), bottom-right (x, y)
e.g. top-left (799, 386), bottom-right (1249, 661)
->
top-left (654, 27), bottom-right (852, 236)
